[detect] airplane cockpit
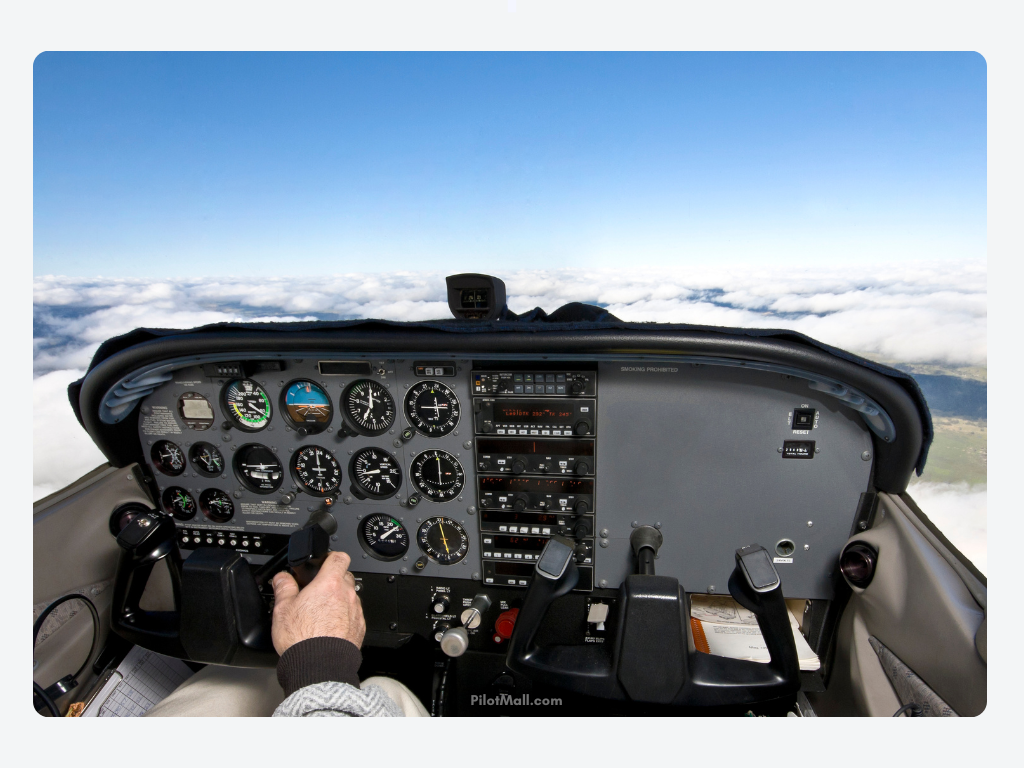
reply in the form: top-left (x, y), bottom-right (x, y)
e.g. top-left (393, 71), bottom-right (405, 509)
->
top-left (32, 273), bottom-right (987, 717)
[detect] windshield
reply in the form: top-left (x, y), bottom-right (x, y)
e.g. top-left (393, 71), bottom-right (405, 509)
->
top-left (32, 52), bottom-right (986, 573)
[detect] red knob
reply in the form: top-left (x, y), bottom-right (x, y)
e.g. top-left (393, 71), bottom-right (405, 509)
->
top-left (494, 608), bottom-right (519, 640)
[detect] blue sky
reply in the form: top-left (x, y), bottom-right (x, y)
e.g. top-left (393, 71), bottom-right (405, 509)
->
top-left (33, 52), bottom-right (986, 277)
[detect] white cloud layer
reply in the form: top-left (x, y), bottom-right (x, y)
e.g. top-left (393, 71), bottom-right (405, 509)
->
top-left (33, 263), bottom-right (986, 570)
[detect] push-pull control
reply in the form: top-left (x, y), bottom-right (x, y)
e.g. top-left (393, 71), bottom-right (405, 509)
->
top-left (439, 593), bottom-right (492, 657)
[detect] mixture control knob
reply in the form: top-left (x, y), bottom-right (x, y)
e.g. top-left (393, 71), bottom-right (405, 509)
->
top-left (432, 595), bottom-right (450, 614)
top-left (574, 500), bottom-right (590, 515)
top-left (512, 496), bottom-right (528, 512)
top-left (440, 627), bottom-right (469, 657)
top-left (570, 380), bottom-right (586, 395)
top-left (573, 420), bottom-right (591, 436)
top-left (494, 608), bottom-right (519, 640)
top-left (511, 458), bottom-right (527, 475)
top-left (575, 461), bottom-right (591, 476)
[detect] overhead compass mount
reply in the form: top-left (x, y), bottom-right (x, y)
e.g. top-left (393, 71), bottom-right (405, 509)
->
top-left (446, 273), bottom-right (508, 321)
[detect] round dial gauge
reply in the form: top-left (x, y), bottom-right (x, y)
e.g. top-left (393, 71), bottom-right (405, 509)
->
top-left (222, 379), bottom-right (272, 432)
top-left (234, 444), bottom-right (284, 494)
top-left (359, 514), bottom-right (410, 561)
top-left (291, 445), bottom-right (342, 497)
top-left (343, 379), bottom-right (395, 435)
top-left (282, 380), bottom-right (333, 433)
top-left (349, 447), bottom-right (403, 500)
top-left (417, 517), bottom-right (469, 565)
top-left (405, 380), bottom-right (461, 437)
top-left (411, 450), bottom-right (466, 502)
top-left (177, 392), bottom-right (215, 430)
top-left (200, 488), bottom-right (235, 523)
top-left (189, 442), bottom-right (225, 477)
top-left (152, 440), bottom-right (186, 476)
top-left (162, 487), bottom-right (196, 521)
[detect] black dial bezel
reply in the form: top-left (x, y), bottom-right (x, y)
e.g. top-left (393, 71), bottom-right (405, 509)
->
top-left (200, 488), bottom-right (235, 523)
top-left (233, 443), bottom-right (285, 494)
top-left (279, 379), bottom-right (334, 434)
top-left (189, 441), bottom-right (225, 478)
top-left (162, 486), bottom-right (196, 521)
top-left (221, 378), bottom-right (273, 433)
top-left (410, 449), bottom-right (466, 502)
top-left (151, 440), bottom-right (186, 476)
top-left (358, 514), bottom-right (410, 562)
top-left (404, 380), bottom-right (461, 437)
top-left (341, 379), bottom-right (396, 436)
top-left (417, 516), bottom-right (469, 565)
top-left (348, 446), bottom-right (403, 500)
top-left (290, 445), bottom-right (342, 497)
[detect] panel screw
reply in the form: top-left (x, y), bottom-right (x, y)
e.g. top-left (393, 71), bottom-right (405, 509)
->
top-left (389, 622), bottom-right (398, 630)
top-left (463, 440), bottom-right (473, 450)
top-left (467, 506), bottom-right (477, 515)
top-left (815, 447), bottom-right (820, 454)
top-left (861, 451), bottom-right (871, 461)
top-left (631, 521), bottom-right (639, 528)
top-left (859, 521), bottom-right (868, 530)
top-left (126, 474), bottom-right (133, 481)
top-left (600, 540), bottom-right (609, 548)
top-left (387, 575), bottom-right (395, 582)
top-left (400, 568), bottom-right (408, 574)
top-left (233, 491), bottom-right (242, 499)
top-left (807, 521), bottom-right (813, 527)
top-left (600, 529), bottom-right (609, 538)
top-left (804, 544), bottom-right (810, 551)
top-left (600, 580), bottom-right (608, 588)
top-left (708, 586), bottom-right (716, 594)
top-left (331, 535), bottom-right (338, 541)
top-left (777, 447), bottom-right (783, 453)
top-left (344, 497), bottom-right (353, 505)
top-left (472, 572), bottom-right (480, 580)
top-left (654, 522), bottom-right (662, 529)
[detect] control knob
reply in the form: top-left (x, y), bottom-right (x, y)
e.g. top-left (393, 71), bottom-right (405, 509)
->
top-left (460, 594), bottom-right (493, 629)
top-left (570, 380), bottom-right (586, 395)
top-left (439, 627), bottom-right (469, 657)
top-left (511, 458), bottom-right (527, 475)
top-left (573, 420), bottom-right (591, 436)
top-left (512, 495), bottom-right (528, 512)
top-left (573, 518), bottom-right (592, 538)
top-left (494, 608), bottom-right (519, 641)
top-left (432, 595), bottom-right (450, 614)
top-left (575, 461), bottom-right (591, 476)
top-left (574, 500), bottom-right (590, 515)
top-left (574, 542), bottom-right (591, 564)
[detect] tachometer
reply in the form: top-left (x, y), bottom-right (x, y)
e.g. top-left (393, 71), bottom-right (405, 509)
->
top-left (234, 444), bottom-right (284, 493)
top-left (411, 449), bottom-right (465, 501)
top-left (281, 380), bottom-right (333, 433)
top-left (359, 514), bottom-right (410, 561)
top-left (405, 380), bottom-right (461, 437)
top-left (222, 378), bottom-right (272, 431)
top-left (342, 379), bottom-right (395, 435)
top-left (152, 440), bottom-right (186, 476)
top-left (162, 487), bottom-right (196, 520)
top-left (349, 446), bottom-right (402, 499)
top-left (291, 445), bottom-right (342, 496)
top-left (417, 517), bottom-right (469, 565)
top-left (200, 488), bottom-right (234, 523)
top-left (189, 442), bottom-right (225, 477)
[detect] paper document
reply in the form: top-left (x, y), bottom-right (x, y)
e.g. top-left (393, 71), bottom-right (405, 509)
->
top-left (689, 595), bottom-right (820, 672)
top-left (80, 645), bottom-right (194, 717)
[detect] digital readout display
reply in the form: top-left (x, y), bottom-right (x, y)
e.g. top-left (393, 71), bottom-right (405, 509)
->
top-left (493, 400), bottom-right (576, 424)
top-left (481, 510), bottom-right (560, 525)
top-left (479, 476), bottom-right (594, 494)
top-left (494, 535), bottom-right (547, 551)
top-left (476, 438), bottom-right (594, 456)
top-left (493, 562), bottom-right (535, 577)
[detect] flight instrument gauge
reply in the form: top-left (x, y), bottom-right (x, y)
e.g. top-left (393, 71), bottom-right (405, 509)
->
top-left (234, 444), bottom-right (284, 493)
top-left (417, 517), bottom-right (469, 565)
top-left (200, 488), bottom-right (234, 523)
top-left (177, 392), bottom-right (215, 430)
top-left (349, 447), bottom-right (402, 499)
top-left (411, 450), bottom-right (466, 501)
top-left (359, 514), bottom-right (410, 561)
top-left (343, 379), bottom-right (395, 435)
top-left (222, 379), bottom-right (273, 431)
top-left (281, 380), bottom-right (333, 433)
top-left (190, 442), bottom-right (225, 477)
top-left (405, 380), bottom-right (461, 437)
top-left (291, 445), bottom-right (342, 496)
top-left (152, 440), bottom-right (186, 476)
top-left (162, 487), bottom-right (196, 520)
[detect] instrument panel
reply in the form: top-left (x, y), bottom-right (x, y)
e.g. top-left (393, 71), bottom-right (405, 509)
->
top-left (135, 355), bottom-right (874, 600)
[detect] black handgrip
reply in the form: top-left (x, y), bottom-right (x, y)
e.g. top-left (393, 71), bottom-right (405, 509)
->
top-left (287, 524), bottom-right (331, 588)
top-left (506, 539), bottom-right (802, 706)
top-left (110, 511), bottom-right (186, 658)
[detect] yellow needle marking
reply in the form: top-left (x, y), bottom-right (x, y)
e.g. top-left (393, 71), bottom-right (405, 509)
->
top-left (439, 523), bottom-right (450, 554)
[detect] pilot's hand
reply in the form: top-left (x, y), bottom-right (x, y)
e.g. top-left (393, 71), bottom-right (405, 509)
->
top-left (270, 551), bottom-right (366, 655)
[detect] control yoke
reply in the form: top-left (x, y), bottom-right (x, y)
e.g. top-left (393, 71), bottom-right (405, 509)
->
top-left (506, 528), bottom-right (801, 706)
top-left (111, 509), bottom-right (336, 667)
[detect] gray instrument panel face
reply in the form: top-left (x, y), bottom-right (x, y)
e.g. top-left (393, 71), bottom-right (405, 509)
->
top-left (137, 355), bottom-right (874, 598)
top-left (138, 358), bottom-right (480, 579)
